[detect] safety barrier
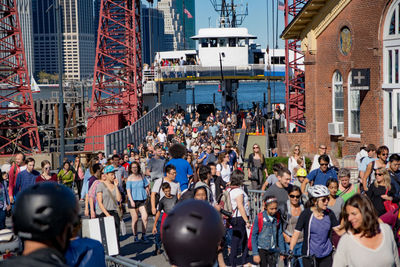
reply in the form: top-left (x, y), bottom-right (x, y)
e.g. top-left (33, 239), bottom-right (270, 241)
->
top-left (104, 103), bottom-right (163, 157)
top-left (105, 256), bottom-right (155, 267)
top-left (247, 189), bottom-right (264, 223)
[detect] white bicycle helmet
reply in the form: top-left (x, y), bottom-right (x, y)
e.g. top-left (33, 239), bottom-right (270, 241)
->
top-left (308, 185), bottom-right (330, 198)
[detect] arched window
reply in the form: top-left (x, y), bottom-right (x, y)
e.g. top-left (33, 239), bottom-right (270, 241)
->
top-left (384, 1), bottom-right (400, 86)
top-left (332, 71), bottom-right (344, 123)
top-left (348, 72), bottom-right (360, 136)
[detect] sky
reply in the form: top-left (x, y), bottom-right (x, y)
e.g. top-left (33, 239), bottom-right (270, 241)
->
top-left (195, 0), bottom-right (286, 49)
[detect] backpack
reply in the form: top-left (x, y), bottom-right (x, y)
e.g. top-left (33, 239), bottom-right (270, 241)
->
top-left (247, 212), bottom-right (281, 251)
top-left (217, 186), bottom-right (238, 217)
top-left (179, 183), bottom-right (196, 202)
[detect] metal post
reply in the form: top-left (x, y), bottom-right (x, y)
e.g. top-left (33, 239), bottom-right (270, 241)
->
top-left (55, 0), bottom-right (65, 166)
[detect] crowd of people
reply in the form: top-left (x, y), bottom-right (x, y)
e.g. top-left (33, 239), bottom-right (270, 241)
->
top-left (2, 108), bottom-right (400, 267)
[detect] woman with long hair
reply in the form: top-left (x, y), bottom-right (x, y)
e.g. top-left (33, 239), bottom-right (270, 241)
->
top-left (247, 143), bottom-right (268, 189)
top-left (288, 144), bottom-right (306, 183)
top-left (126, 161), bottom-right (150, 242)
top-left (217, 152), bottom-right (231, 183)
top-left (289, 185), bottom-right (343, 267)
top-left (36, 160), bottom-right (57, 183)
top-left (282, 186), bottom-right (304, 267)
top-left (366, 167), bottom-right (398, 216)
top-left (73, 156), bottom-right (85, 199)
top-left (333, 194), bottom-right (400, 266)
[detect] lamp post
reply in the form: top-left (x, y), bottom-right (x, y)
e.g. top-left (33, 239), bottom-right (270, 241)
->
top-left (219, 52), bottom-right (225, 110)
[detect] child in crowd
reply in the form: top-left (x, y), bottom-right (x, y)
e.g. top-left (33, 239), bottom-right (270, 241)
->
top-left (152, 182), bottom-right (178, 235)
top-left (251, 196), bottom-right (285, 267)
top-left (294, 168), bottom-right (309, 203)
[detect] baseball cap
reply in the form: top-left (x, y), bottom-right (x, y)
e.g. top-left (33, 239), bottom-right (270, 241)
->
top-left (104, 165), bottom-right (117, 173)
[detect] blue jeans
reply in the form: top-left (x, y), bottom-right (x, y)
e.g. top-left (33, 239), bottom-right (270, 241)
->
top-left (0, 209), bottom-right (6, 230)
top-left (154, 215), bottom-right (162, 250)
top-left (285, 242), bottom-right (303, 267)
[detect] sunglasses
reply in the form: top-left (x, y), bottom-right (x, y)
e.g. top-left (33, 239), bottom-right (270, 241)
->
top-left (319, 147), bottom-right (327, 149)
top-left (289, 195), bottom-right (301, 199)
top-left (320, 163), bottom-right (329, 166)
top-left (253, 146), bottom-right (259, 149)
top-left (320, 197), bottom-right (329, 202)
top-left (376, 173), bottom-right (384, 176)
top-left (381, 153), bottom-right (388, 156)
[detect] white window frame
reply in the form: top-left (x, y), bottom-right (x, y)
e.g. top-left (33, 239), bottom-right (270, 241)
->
top-left (332, 71), bottom-right (344, 123)
top-left (347, 72), bottom-right (361, 138)
top-left (383, 0), bottom-right (400, 88)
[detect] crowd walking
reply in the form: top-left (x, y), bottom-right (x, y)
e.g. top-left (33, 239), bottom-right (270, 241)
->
top-left (2, 108), bottom-right (400, 267)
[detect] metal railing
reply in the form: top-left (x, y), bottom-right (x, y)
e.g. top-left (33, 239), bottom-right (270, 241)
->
top-left (106, 256), bottom-right (155, 267)
top-left (104, 103), bottom-right (163, 157)
top-left (42, 135), bottom-right (104, 153)
top-left (247, 189), bottom-right (264, 223)
top-left (156, 64), bottom-right (270, 80)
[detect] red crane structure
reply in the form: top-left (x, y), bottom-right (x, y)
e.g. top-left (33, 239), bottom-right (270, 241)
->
top-left (86, 0), bottom-right (143, 151)
top-left (0, 0), bottom-right (41, 154)
top-left (284, 0), bottom-right (307, 132)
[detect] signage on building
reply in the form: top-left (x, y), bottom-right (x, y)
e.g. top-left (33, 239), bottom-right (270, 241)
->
top-left (350, 68), bottom-right (370, 90)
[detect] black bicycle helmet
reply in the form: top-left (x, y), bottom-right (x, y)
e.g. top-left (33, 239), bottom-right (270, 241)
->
top-left (13, 182), bottom-right (79, 241)
top-left (162, 200), bottom-right (224, 267)
top-left (162, 199), bottom-right (224, 267)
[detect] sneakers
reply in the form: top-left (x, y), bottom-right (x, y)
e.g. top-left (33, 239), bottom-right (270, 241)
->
top-left (141, 235), bottom-right (149, 242)
top-left (134, 235), bottom-right (139, 242)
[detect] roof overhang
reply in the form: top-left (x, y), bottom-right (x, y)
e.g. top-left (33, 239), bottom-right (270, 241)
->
top-left (281, 0), bottom-right (328, 40)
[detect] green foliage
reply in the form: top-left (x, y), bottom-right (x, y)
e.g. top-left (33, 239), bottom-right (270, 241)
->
top-left (37, 71), bottom-right (59, 84)
top-left (265, 156), bottom-right (312, 174)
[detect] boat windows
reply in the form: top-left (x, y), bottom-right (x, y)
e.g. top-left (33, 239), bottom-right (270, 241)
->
top-left (201, 38), bottom-right (208, 48)
top-left (210, 38), bottom-right (218, 47)
top-left (219, 38), bottom-right (227, 47)
top-left (238, 38), bottom-right (246, 47)
top-left (229, 38), bottom-right (236, 47)
top-left (271, 56), bottom-right (285, 65)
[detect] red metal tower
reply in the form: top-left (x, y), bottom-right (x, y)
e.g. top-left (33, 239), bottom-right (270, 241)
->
top-left (86, 0), bottom-right (143, 151)
top-left (284, 0), bottom-right (307, 132)
top-left (0, 0), bottom-right (41, 154)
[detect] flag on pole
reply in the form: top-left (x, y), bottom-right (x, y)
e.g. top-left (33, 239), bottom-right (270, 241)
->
top-left (184, 8), bottom-right (193, 19)
top-left (278, 0), bottom-right (285, 11)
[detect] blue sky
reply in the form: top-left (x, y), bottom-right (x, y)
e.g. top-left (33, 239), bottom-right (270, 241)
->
top-left (195, 0), bottom-right (286, 49)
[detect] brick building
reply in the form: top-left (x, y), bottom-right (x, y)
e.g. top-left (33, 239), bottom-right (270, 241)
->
top-left (280, 0), bottom-right (400, 157)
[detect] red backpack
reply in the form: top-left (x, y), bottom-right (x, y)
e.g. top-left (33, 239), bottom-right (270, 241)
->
top-left (247, 212), bottom-right (280, 251)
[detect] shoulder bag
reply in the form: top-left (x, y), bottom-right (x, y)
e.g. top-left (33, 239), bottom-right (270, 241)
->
top-left (384, 187), bottom-right (398, 212)
top-left (106, 186), bottom-right (123, 219)
top-left (145, 177), bottom-right (163, 216)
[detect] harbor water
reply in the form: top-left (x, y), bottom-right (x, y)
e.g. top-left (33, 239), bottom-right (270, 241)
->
top-left (187, 81), bottom-right (286, 110)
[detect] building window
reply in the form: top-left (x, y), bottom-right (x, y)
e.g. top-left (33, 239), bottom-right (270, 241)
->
top-left (384, 1), bottom-right (400, 85)
top-left (332, 71), bottom-right (344, 123)
top-left (348, 73), bottom-right (360, 136)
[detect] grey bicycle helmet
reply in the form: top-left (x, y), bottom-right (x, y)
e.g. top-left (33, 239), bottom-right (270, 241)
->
top-left (162, 199), bottom-right (224, 267)
top-left (13, 182), bottom-right (79, 241)
top-left (308, 185), bottom-right (330, 198)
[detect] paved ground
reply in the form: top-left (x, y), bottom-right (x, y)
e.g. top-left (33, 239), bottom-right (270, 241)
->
top-left (118, 214), bottom-right (170, 267)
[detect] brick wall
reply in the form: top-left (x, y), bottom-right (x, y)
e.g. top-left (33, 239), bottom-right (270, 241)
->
top-left (280, 0), bottom-right (392, 157)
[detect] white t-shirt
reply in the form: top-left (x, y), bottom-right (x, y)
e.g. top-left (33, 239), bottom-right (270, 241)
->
top-left (229, 187), bottom-right (249, 218)
top-left (157, 132), bottom-right (167, 143)
top-left (217, 163), bottom-right (231, 183)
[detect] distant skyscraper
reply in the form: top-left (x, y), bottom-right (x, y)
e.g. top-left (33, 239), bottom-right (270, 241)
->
top-left (142, 7), bottom-right (165, 64)
top-left (175, 0), bottom-right (195, 49)
top-left (17, 0), bottom-right (35, 77)
top-left (32, 0), bottom-right (95, 80)
top-left (157, 0), bottom-right (184, 51)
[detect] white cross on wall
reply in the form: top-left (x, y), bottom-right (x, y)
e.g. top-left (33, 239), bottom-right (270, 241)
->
top-left (353, 71), bottom-right (365, 85)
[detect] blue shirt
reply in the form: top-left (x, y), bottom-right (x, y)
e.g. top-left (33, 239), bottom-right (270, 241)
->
top-left (223, 150), bottom-right (237, 171)
top-left (166, 158), bottom-right (193, 191)
top-left (307, 168), bottom-right (337, 186)
top-left (309, 215), bottom-right (333, 258)
top-left (199, 152), bottom-right (211, 166)
top-left (126, 178), bottom-right (149, 201)
top-left (14, 170), bottom-right (40, 196)
top-left (359, 157), bottom-right (377, 172)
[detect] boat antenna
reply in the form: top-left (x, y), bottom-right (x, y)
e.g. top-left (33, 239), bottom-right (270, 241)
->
top-left (209, 0), bottom-right (248, 27)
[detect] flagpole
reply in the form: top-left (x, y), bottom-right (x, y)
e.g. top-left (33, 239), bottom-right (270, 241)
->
top-left (183, 0), bottom-right (186, 49)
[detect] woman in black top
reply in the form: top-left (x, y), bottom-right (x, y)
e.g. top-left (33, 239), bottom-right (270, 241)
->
top-left (247, 143), bottom-right (268, 190)
top-left (366, 167), bottom-right (398, 216)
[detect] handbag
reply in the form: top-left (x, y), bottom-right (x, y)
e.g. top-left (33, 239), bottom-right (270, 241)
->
top-left (120, 219), bottom-right (127, 236)
top-left (384, 188), bottom-right (398, 212)
top-left (146, 178), bottom-right (163, 216)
